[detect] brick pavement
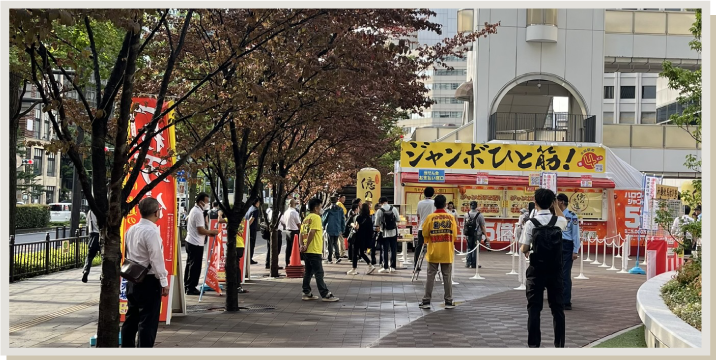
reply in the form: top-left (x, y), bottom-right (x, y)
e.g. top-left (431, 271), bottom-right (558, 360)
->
top-left (9, 245), bottom-right (645, 348)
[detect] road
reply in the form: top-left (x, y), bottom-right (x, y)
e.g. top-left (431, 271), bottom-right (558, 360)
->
top-left (12, 231), bottom-right (62, 245)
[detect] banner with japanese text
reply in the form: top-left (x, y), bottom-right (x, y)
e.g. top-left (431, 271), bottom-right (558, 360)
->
top-left (204, 223), bottom-right (224, 295)
top-left (614, 190), bottom-right (647, 237)
top-left (404, 185), bottom-right (456, 217)
top-left (401, 142), bottom-right (606, 173)
top-left (505, 187), bottom-right (533, 218)
top-left (560, 188), bottom-right (604, 220)
top-left (457, 186), bottom-right (503, 217)
top-left (120, 98), bottom-right (177, 323)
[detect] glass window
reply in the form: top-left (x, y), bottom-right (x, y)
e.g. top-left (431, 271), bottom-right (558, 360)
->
top-left (634, 12), bottom-right (666, 34)
top-left (642, 86), bottom-right (656, 99)
top-left (33, 118), bottom-right (41, 139)
top-left (45, 186), bottom-right (55, 204)
top-left (604, 86), bottom-right (614, 99)
top-left (641, 112), bottom-right (656, 124)
top-left (620, 86), bottom-right (636, 99)
top-left (526, 9), bottom-right (557, 26)
top-left (33, 148), bottom-right (43, 176)
top-left (656, 106), bottom-right (668, 122)
top-left (603, 112), bottom-right (614, 124)
top-left (47, 152), bottom-right (56, 177)
top-left (619, 112), bottom-right (636, 124)
top-left (44, 120), bottom-right (50, 140)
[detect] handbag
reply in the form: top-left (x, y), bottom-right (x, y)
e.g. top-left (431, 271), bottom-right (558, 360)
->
top-left (120, 239), bottom-right (151, 284)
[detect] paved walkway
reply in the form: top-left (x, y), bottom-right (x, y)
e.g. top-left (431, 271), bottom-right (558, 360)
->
top-left (9, 243), bottom-right (646, 348)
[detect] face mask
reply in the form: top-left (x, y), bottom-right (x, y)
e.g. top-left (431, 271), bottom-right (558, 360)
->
top-left (320, 209), bottom-right (325, 215)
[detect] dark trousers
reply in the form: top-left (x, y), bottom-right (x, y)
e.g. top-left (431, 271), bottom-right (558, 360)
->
top-left (121, 276), bottom-right (162, 348)
top-left (562, 241), bottom-right (575, 306)
top-left (237, 247), bottom-right (245, 283)
top-left (382, 236), bottom-right (398, 269)
top-left (248, 228), bottom-right (258, 260)
top-left (371, 236), bottom-right (381, 265)
top-left (265, 234), bottom-right (282, 268)
top-left (302, 253), bottom-right (329, 298)
top-left (466, 234), bottom-right (477, 267)
top-left (83, 232), bottom-right (101, 274)
top-left (525, 263), bottom-right (565, 348)
top-left (184, 243), bottom-right (204, 291)
top-left (327, 235), bottom-right (340, 261)
top-left (351, 242), bottom-right (371, 268)
top-left (414, 230), bottom-right (425, 269)
top-left (286, 230), bottom-right (299, 264)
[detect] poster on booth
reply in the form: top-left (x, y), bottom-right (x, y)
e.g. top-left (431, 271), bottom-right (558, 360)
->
top-left (120, 98), bottom-right (178, 324)
top-left (457, 186), bottom-right (503, 217)
top-left (401, 142), bottom-right (606, 173)
top-left (581, 175), bottom-right (593, 188)
top-left (506, 187), bottom-right (533, 218)
top-left (404, 186), bottom-right (455, 216)
top-left (540, 172), bottom-right (557, 194)
top-left (562, 188), bottom-right (604, 220)
top-left (614, 190), bottom-right (647, 237)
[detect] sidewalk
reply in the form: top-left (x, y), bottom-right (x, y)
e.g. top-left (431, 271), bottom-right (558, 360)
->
top-left (9, 245), bottom-right (646, 348)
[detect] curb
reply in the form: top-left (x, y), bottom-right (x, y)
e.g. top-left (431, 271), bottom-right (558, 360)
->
top-left (583, 324), bottom-right (643, 348)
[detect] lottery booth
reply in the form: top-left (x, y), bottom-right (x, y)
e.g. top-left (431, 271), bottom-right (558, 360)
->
top-left (393, 140), bottom-right (648, 255)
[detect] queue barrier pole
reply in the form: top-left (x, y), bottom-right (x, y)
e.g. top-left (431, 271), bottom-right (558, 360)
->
top-left (469, 243), bottom-right (485, 280)
top-left (506, 240), bottom-right (518, 275)
top-left (590, 238), bottom-right (602, 265)
top-left (583, 236), bottom-right (593, 262)
top-left (641, 235), bottom-right (648, 265)
top-left (607, 239), bottom-right (619, 271)
top-left (615, 234), bottom-right (623, 258)
top-left (599, 238), bottom-right (610, 268)
top-left (514, 251), bottom-right (526, 290)
top-left (574, 240), bottom-right (589, 280)
top-left (617, 235), bottom-right (630, 274)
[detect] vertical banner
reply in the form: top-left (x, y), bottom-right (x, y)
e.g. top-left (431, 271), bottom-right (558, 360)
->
top-left (614, 190), bottom-right (646, 238)
top-left (642, 176), bottom-right (661, 231)
top-left (120, 98), bottom-right (178, 323)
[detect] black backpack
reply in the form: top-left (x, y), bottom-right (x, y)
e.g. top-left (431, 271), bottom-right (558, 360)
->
top-left (381, 206), bottom-right (397, 231)
top-left (528, 216), bottom-right (563, 268)
top-left (465, 211), bottom-right (479, 234)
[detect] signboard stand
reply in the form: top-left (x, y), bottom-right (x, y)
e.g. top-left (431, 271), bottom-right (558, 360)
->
top-left (170, 236), bottom-right (187, 319)
top-left (628, 176), bottom-right (647, 275)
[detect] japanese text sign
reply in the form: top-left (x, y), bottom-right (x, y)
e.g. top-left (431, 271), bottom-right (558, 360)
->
top-left (401, 142), bottom-right (606, 173)
top-left (656, 184), bottom-right (679, 200)
top-left (581, 175), bottom-right (592, 188)
top-left (540, 172), bottom-right (557, 194)
top-left (418, 169), bottom-right (445, 183)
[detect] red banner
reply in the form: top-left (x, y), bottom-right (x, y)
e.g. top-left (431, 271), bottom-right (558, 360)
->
top-left (120, 98), bottom-right (177, 323)
top-left (614, 190), bottom-right (647, 237)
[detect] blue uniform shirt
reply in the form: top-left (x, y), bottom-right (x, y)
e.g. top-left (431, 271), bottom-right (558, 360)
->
top-left (562, 209), bottom-right (580, 254)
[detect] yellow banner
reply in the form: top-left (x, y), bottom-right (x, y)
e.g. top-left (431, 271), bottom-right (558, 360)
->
top-left (562, 188), bottom-right (603, 219)
top-left (401, 141), bottom-right (606, 173)
top-left (506, 187), bottom-right (534, 218)
top-left (357, 168), bottom-right (381, 203)
top-left (457, 186), bottom-right (503, 217)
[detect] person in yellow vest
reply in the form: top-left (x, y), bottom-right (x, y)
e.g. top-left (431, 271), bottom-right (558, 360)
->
top-left (225, 218), bottom-right (248, 294)
top-left (300, 198), bottom-right (339, 302)
top-left (419, 195), bottom-right (456, 310)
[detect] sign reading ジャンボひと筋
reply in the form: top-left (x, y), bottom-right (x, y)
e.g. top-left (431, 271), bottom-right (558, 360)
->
top-left (401, 142), bottom-right (606, 173)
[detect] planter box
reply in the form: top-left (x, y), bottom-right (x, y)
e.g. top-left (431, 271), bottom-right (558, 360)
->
top-left (636, 271), bottom-right (701, 348)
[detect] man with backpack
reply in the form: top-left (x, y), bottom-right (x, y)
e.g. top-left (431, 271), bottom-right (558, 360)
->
top-left (463, 201), bottom-right (487, 269)
top-left (374, 197), bottom-right (400, 273)
top-left (519, 188), bottom-right (569, 348)
top-left (322, 197), bottom-right (346, 264)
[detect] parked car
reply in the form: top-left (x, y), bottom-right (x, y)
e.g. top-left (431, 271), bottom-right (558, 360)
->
top-left (49, 203), bottom-right (86, 223)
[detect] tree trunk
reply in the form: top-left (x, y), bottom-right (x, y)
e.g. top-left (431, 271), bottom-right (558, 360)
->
top-left (9, 72), bottom-right (21, 236)
top-left (224, 210), bottom-right (240, 312)
top-left (96, 220), bottom-right (122, 347)
top-left (270, 181), bottom-right (286, 278)
top-left (188, 168), bottom-right (199, 208)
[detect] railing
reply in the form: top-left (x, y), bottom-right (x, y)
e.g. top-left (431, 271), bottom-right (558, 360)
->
top-left (605, 10), bottom-right (696, 35)
top-left (602, 124), bottom-right (701, 149)
top-left (488, 112), bottom-right (596, 142)
top-left (9, 230), bottom-right (92, 283)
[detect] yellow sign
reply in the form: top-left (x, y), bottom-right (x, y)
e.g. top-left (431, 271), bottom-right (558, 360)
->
top-left (401, 142), bottom-right (606, 173)
top-left (457, 186), bottom-right (503, 217)
top-left (656, 184), bottom-right (679, 200)
top-left (404, 186), bottom-right (456, 216)
top-left (506, 187), bottom-right (534, 218)
top-left (357, 168), bottom-right (381, 203)
top-left (562, 189), bottom-right (603, 220)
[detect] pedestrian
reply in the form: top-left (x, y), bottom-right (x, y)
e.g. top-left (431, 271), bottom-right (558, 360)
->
top-left (519, 188), bottom-right (568, 348)
top-left (184, 192), bottom-right (218, 295)
top-left (671, 204), bottom-right (695, 249)
top-left (231, 220), bottom-right (248, 293)
top-left (556, 194), bottom-right (580, 311)
top-left (337, 194), bottom-right (348, 217)
top-left (300, 198), bottom-right (339, 302)
top-left (245, 198), bottom-right (261, 265)
top-left (336, 194), bottom-right (348, 259)
top-left (121, 197), bottom-right (170, 348)
top-left (322, 196), bottom-right (345, 264)
top-left (370, 203), bottom-right (382, 266)
top-left (463, 201), bottom-right (486, 269)
top-left (209, 201), bottom-right (223, 226)
top-left (263, 205), bottom-right (283, 270)
top-left (693, 205), bottom-right (702, 221)
top-left (81, 208), bottom-right (100, 283)
top-left (415, 187), bottom-right (436, 268)
top-left (282, 199), bottom-right (302, 265)
top-left (446, 202), bottom-right (458, 218)
top-left (374, 197), bottom-right (400, 273)
top-left (418, 195), bottom-right (456, 309)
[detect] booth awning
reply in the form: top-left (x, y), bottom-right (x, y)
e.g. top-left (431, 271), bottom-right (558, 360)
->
top-left (401, 173), bottom-right (616, 188)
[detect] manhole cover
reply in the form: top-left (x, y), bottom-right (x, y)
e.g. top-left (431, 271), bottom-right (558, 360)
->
top-left (186, 304), bottom-right (275, 313)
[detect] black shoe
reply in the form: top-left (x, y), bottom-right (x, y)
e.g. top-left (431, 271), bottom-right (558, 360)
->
top-left (81, 273), bottom-right (88, 283)
top-left (478, 265), bottom-right (482, 268)
top-left (238, 287), bottom-right (248, 294)
top-left (564, 304), bottom-right (572, 310)
top-left (445, 301), bottom-right (455, 309)
top-left (250, 260), bottom-right (258, 265)
top-left (265, 265), bottom-right (270, 269)
top-left (419, 301), bottom-right (431, 309)
top-left (335, 259), bottom-right (341, 263)
top-left (185, 288), bottom-right (201, 296)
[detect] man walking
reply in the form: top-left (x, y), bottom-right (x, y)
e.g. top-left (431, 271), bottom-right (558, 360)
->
top-left (322, 197), bottom-right (345, 264)
top-left (121, 198), bottom-right (170, 347)
top-left (418, 195), bottom-right (456, 309)
top-left (81, 208), bottom-right (100, 283)
top-left (415, 187), bottom-right (436, 268)
top-left (245, 198), bottom-right (261, 264)
top-left (336, 194), bottom-right (348, 258)
top-left (520, 189), bottom-right (568, 348)
top-left (300, 198), bottom-right (339, 302)
top-left (374, 197), bottom-right (400, 273)
top-left (282, 199), bottom-right (302, 265)
top-left (463, 201), bottom-right (486, 269)
top-left (184, 192), bottom-right (218, 295)
top-left (556, 194), bottom-right (580, 310)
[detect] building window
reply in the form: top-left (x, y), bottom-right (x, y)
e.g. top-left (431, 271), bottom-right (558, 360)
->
top-left (33, 148), bottom-right (44, 176)
top-left (45, 186), bottom-right (55, 204)
top-left (657, 106), bottom-right (668, 122)
top-left (433, 111), bottom-right (462, 118)
top-left (620, 86), bottom-right (636, 99)
top-left (526, 9), bottom-right (558, 26)
top-left (433, 69), bottom-right (467, 76)
top-left (434, 83), bottom-right (460, 90)
top-left (33, 117), bottom-right (41, 139)
top-left (619, 112), bottom-right (636, 124)
top-left (44, 119), bottom-right (51, 140)
top-left (47, 152), bottom-right (56, 177)
top-left (642, 86), bottom-right (656, 99)
top-left (641, 112), bottom-right (657, 124)
top-left (603, 112), bottom-right (614, 124)
top-left (604, 86), bottom-right (614, 99)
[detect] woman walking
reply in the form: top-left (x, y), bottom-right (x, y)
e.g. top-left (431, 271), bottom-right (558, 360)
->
top-left (348, 203), bottom-right (376, 275)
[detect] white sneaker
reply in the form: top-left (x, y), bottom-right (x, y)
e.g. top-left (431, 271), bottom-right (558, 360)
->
top-left (390, 267), bottom-right (397, 273)
top-left (347, 268), bottom-right (358, 275)
top-left (378, 268), bottom-right (388, 273)
top-left (366, 265), bottom-right (376, 275)
top-left (302, 293), bottom-right (320, 301)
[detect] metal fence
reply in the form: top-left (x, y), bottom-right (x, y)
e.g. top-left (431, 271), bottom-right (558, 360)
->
top-left (488, 112), bottom-right (596, 142)
top-left (9, 229), bottom-right (92, 283)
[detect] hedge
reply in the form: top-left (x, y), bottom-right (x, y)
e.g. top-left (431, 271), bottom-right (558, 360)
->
top-left (11, 240), bottom-right (101, 281)
top-left (16, 204), bottom-right (50, 229)
top-left (661, 257), bottom-right (702, 331)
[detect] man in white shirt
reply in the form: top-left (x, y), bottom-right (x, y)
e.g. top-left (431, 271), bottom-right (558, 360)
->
top-left (374, 197), bottom-right (401, 273)
top-left (120, 197), bottom-right (170, 348)
top-left (519, 189), bottom-right (568, 348)
top-left (184, 192), bottom-right (218, 295)
top-left (414, 187), bottom-right (436, 268)
top-left (282, 199), bottom-right (302, 265)
top-left (81, 209), bottom-right (100, 283)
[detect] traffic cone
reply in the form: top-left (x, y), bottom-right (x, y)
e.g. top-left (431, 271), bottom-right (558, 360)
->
top-left (286, 234), bottom-right (304, 278)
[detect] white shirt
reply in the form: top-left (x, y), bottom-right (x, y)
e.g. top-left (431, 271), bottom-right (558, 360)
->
top-left (374, 204), bottom-right (400, 238)
top-left (417, 197), bottom-right (436, 230)
top-left (124, 218), bottom-right (168, 287)
top-left (87, 210), bottom-right (99, 234)
top-left (671, 215), bottom-right (695, 237)
top-left (185, 205), bottom-right (206, 247)
top-left (282, 207), bottom-right (301, 231)
top-left (519, 209), bottom-right (568, 247)
top-left (267, 208), bottom-right (273, 222)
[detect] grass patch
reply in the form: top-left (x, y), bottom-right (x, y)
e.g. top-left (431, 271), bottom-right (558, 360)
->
top-left (594, 325), bottom-right (647, 348)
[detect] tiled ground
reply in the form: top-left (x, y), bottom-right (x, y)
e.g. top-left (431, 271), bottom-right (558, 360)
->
top-left (9, 243), bottom-right (646, 348)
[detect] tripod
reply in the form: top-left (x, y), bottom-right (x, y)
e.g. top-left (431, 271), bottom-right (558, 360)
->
top-left (411, 246), bottom-right (442, 282)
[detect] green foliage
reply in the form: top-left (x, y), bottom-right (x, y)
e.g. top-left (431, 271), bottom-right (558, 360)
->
top-left (593, 326), bottom-right (647, 348)
top-left (16, 204), bottom-right (50, 229)
top-left (12, 240), bottom-right (101, 281)
top-left (661, 257), bottom-right (702, 331)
